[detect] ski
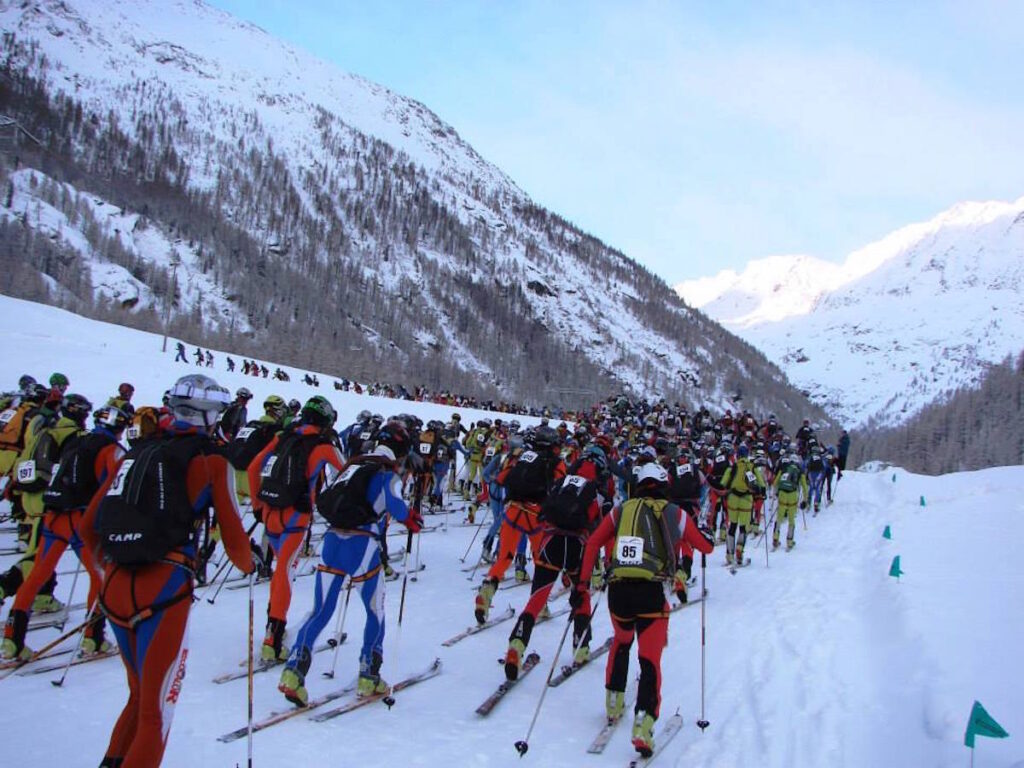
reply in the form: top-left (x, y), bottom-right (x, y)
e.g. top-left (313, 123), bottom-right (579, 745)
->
top-left (476, 652), bottom-right (540, 716)
top-left (386, 562), bottom-right (425, 582)
top-left (537, 605), bottom-right (571, 625)
top-left (0, 645), bottom-right (75, 671)
top-left (214, 635), bottom-right (348, 683)
top-left (627, 711), bottom-right (684, 766)
top-left (218, 681), bottom-right (360, 742)
top-left (441, 606), bottom-right (515, 647)
top-left (669, 596), bottom-right (704, 613)
top-left (729, 558), bottom-right (752, 574)
top-left (18, 648), bottom-right (119, 676)
top-left (499, 578), bottom-right (531, 591)
top-left (549, 637), bottom-right (612, 687)
top-left (311, 657), bottom-right (442, 722)
top-left (588, 712), bottom-right (628, 754)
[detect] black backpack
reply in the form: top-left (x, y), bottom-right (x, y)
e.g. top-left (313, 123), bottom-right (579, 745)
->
top-left (256, 428), bottom-right (325, 512)
top-left (97, 434), bottom-right (210, 565)
top-left (315, 458), bottom-right (383, 529)
top-left (669, 459), bottom-right (702, 501)
top-left (224, 420), bottom-right (279, 471)
top-left (539, 474), bottom-right (596, 531)
top-left (500, 449), bottom-right (555, 503)
top-left (43, 432), bottom-right (116, 511)
top-left (13, 429), bottom-right (65, 493)
top-left (807, 456), bottom-right (824, 473)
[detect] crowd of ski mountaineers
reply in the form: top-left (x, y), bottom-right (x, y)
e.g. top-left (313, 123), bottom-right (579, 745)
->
top-left (0, 370), bottom-right (850, 765)
top-left (173, 341), bottom-right (557, 417)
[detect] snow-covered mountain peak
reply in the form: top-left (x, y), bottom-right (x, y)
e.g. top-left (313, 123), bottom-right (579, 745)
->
top-left (677, 195), bottom-right (1024, 427)
top-left (3, 0), bottom-right (515, 193)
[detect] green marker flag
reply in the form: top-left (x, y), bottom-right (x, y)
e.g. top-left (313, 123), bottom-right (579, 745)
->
top-left (920, 495), bottom-right (926, 506)
top-left (888, 555), bottom-right (903, 579)
top-left (964, 700), bottom-right (1009, 748)
top-left (882, 525), bottom-right (891, 540)
top-left (892, 473), bottom-right (896, 482)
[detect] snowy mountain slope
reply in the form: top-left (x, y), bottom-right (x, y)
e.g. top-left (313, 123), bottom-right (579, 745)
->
top-left (0, 0), bottom-right (827, 416)
top-left (677, 197), bottom-right (1024, 426)
top-left (1, 168), bottom-right (251, 333)
top-left (0, 300), bottom-right (1019, 766)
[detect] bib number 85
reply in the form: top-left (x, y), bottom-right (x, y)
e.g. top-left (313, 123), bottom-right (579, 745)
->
top-left (616, 535), bottom-right (644, 566)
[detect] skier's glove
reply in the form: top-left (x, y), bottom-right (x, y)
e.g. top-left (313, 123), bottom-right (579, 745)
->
top-left (405, 510), bottom-right (424, 534)
top-left (799, 501), bottom-right (808, 511)
top-left (673, 568), bottom-right (689, 601)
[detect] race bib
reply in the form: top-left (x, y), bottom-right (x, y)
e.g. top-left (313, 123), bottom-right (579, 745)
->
top-left (616, 535), bottom-right (644, 566)
top-left (565, 474), bottom-right (587, 490)
top-left (127, 425), bottom-right (141, 440)
top-left (485, 447), bottom-right (496, 458)
top-left (745, 470), bottom-right (757, 485)
top-left (16, 460), bottom-right (36, 484)
top-left (419, 442), bottom-right (432, 455)
top-left (235, 427), bottom-right (255, 441)
top-left (359, 431), bottom-right (372, 441)
top-left (519, 450), bottom-right (538, 464)
top-left (678, 463), bottom-right (693, 475)
top-left (260, 455), bottom-right (278, 478)
top-left (436, 447), bottom-right (446, 460)
top-left (0, 408), bottom-right (16, 425)
top-left (107, 459), bottom-right (135, 497)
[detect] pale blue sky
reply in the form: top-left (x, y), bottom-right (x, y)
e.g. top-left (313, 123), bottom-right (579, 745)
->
top-left (210, 0), bottom-right (1024, 284)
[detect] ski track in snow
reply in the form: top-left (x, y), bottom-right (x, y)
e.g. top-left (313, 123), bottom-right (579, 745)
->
top-left (0, 297), bottom-right (1021, 766)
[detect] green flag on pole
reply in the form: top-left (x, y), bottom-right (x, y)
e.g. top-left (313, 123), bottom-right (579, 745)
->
top-left (882, 525), bottom-right (892, 540)
top-left (964, 700), bottom-right (1009, 748)
top-left (888, 555), bottom-right (903, 579)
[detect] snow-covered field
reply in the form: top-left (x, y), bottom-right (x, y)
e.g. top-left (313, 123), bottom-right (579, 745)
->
top-left (0, 297), bottom-right (1020, 767)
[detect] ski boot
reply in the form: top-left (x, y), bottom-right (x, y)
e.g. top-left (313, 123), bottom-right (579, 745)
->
top-left (772, 538), bottom-right (780, 551)
top-left (278, 667), bottom-right (308, 706)
top-left (605, 689), bottom-right (625, 722)
top-left (573, 644), bottom-right (590, 665)
top-left (1, 610), bottom-right (31, 661)
top-left (786, 539), bottom-right (795, 551)
top-left (474, 579), bottom-right (497, 624)
top-left (32, 593), bottom-right (64, 614)
top-left (465, 505), bottom-right (476, 525)
top-left (261, 618), bottom-right (289, 663)
top-left (725, 551), bottom-right (734, 566)
top-left (357, 651), bottom-right (390, 698)
top-left (632, 710), bottom-right (656, 757)
top-left (735, 545), bottom-right (745, 565)
top-left (504, 638), bottom-right (526, 681)
top-left (278, 646), bottom-right (312, 706)
top-left (514, 552), bottom-right (529, 583)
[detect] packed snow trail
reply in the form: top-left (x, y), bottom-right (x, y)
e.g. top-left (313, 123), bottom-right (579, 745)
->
top-left (0, 297), bottom-right (1021, 766)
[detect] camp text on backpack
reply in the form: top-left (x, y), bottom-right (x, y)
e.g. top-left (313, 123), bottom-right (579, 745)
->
top-left (96, 434), bottom-right (211, 565)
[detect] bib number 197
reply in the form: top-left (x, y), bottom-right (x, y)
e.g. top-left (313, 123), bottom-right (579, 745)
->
top-left (616, 535), bottom-right (644, 566)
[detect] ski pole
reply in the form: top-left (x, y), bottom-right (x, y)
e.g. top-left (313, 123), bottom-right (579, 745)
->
top-left (514, 611), bottom-right (575, 757)
top-left (199, 520), bottom-right (259, 602)
top-left (57, 557), bottom-right (84, 632)
top-left (205, 562), bottom-right (236, 605)
top-left (696, 553), bottom-right (709, 732)
top-left (459, 515), bottom-right (488, 562)
top-left (392, 530), bottom-right (417, 682)
top-left (50, 596), bottom-right (100, 688)
top-left (322, 578), bottom-right (353, 679)
top-left (246, 567), bottom-right (255, 768)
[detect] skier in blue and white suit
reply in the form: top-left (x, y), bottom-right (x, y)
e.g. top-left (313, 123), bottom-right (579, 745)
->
top-left (277, 421), bottom-right (424, 706)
